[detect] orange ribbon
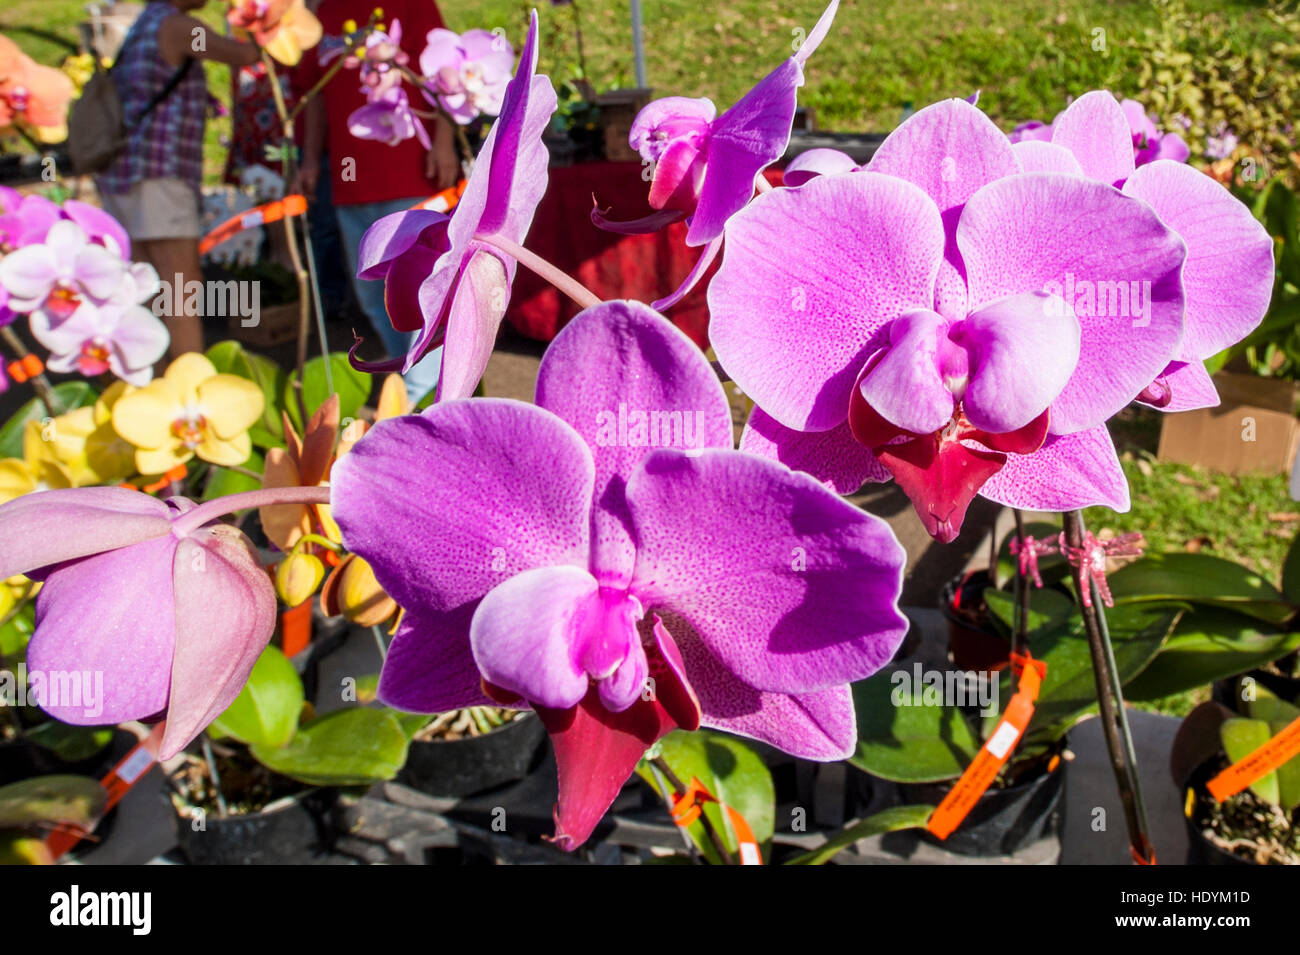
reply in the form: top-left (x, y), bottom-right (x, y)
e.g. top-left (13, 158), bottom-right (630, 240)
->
top-left (926, 654), bottom-right (1045, 841)
top-left (44, 723), bottom-right (165, 860)
top-left (408, 180), bottom-right (467, 214)
top-left (1207, 712), bottom-right (1300, 803)
top-left (199, 195), bottom-right (309, 255)
top-left (670, 776), bottom-right (763, 865)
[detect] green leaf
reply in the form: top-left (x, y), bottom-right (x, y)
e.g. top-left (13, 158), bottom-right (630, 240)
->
top-left (1272, 720), bottom-right (1300, 812)
top-left (0, 382), bottom-right (98, 459)
top-left (209, 646), bottom-right (303, 749)
top-left (849, 669), bottom-right (979, 783)
top-left (637, 729), bottom-right (775, 861)
top-left (1125, 609), bottom-right (1300, 702)
top-left (1009, 603), bottom-right (1183, 740)
top-left (1221, 718), bottom-right (1278, 804)
top-left (1283, 531), bottom-right (1300, 605)
top-left (0, 775), bottom-right (107, 828)
top-left (784, 805), bottom-right (934, 865)
top-left (200, 448), bottom-right (264, 501)
top-left (25, 723), bottom-right (113, 763)
top-left (207, 341), bottom-right (287, 446)
top-left (1105, 553), bottom-right (1293, 624)
top-left (250, 708), bottom-right (409, 785)
top-left (0, 833), bottom-right (54, 865)
top-left (284, 353), bottom-right (371, 434)
top-left (390, 709), bottom-right (434, 739)
top-left (984, 587), bottom-right (1074, 636)
top-left (0, 600), bottom-right (36, 665)
top-left (1246, 685), bottom-right (1300, 724)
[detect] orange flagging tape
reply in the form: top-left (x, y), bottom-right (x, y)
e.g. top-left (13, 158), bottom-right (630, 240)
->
top-left (6, 353), bottom-right (44, 383)
top-left (408, 180), bottom-right (467, 214)
top-left (199, 194), bottom-right (309, 255)
top-left (139, 464), bottom-right (189, 494)
top-left (926, 654), bottom-right (1044, 841)
top-left (1207, 712), bottom-right (1300, 803)
top-left (670, 776), bottom-right (763, 865)
top-left (44, 723), bottom-right (165, 860)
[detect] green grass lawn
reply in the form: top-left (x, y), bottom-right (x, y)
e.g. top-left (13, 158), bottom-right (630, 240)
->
top-left (4, 0), bottom-right (1295, 180)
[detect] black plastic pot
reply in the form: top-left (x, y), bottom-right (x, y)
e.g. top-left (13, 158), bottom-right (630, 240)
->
top-left (1180, 758), bottom-right (1258, 866)
top-left (0, 727), bottom-right (137, 786)
top-left (398, 713), bottom-right (546, 799)
top-left (899, 760), bottom-right (1066, 857)
top-left (171, 788), bottom-right (340, 865)
top-left (941, 570), bottom-right (1010, 673)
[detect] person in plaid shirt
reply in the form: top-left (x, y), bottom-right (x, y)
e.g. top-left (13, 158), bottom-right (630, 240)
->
top-left (96, 1), bottom-right (259, 356)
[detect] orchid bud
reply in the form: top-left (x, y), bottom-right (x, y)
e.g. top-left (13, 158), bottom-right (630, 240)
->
top-left (275, 551), bottom-right (324, 607)
top-left (321, 553), bottom-right (397, 627)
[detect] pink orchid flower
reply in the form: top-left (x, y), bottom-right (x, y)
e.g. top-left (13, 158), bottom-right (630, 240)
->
top-left (332, 302), bottom-right (907, 850)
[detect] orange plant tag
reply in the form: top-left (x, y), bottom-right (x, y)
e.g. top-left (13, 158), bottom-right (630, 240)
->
top-left (44, 723), bottom-right (166, 860)
top-left (670, 776), bottom-right (763, 865)
top-left (409, 181), bottom-right (467, 214)
top-left (199, 194), bottom-right (309, 255)
top-left (1206, 713), bottom-right (1300, 803)
top-left (926, 658), bottom-right (1044, 841)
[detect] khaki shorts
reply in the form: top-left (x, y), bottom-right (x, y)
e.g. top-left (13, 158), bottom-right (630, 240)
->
top-left (98, 177), bottom-right (202, 241)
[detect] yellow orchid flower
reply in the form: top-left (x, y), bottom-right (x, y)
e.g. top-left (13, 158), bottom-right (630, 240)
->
top-left (0, 455), bottom-right (74, 506)
top-left (111, 352), bottom-right (264, 475)
top-left (21, 395), bottom-right (134, 487)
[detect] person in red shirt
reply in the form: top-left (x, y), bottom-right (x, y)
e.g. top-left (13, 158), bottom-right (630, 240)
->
top-left (296, 0), bottom-right (457, 400)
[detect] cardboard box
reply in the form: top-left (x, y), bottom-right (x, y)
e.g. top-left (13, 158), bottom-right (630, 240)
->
top-left (596, 88), bottom-right (653, 163)
top-left (1156, 371), bottom-right (1300, 475)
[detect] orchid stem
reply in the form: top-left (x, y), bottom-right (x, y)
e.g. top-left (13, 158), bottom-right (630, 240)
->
top-left (649, 755), bottom-right (735, 865)
top-left (1061, 509), bottom-right (1155, 864)
top-left (202, 736), bottom-right (229, 818)
top-left (371, 625), bottom-right (388, 661)
top-left (170, 485), bottom-right (331, 538)
top-left (260, 47), bottom-right (316, 426)
top-left (1011, 509), bottom-right (1028, 660)
top-left (0, 327), bottom-right (61, 417)
top-left (475, 233), bottom-right (601, 310)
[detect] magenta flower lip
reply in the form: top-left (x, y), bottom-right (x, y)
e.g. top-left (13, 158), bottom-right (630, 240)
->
top-left (332, 300), bottom-right (907, 849)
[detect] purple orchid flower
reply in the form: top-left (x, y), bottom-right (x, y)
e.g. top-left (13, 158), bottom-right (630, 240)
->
top-left (30, 263), bottom-right (169, 385)
top-left (419, 27), bottom-right (514, 124)
top-left (710, 97), bottom-right (1190, 542)
top-left (1037, 92), bottom-right (1273, 413)
top-left (0, 488), bottom-right (278, 759)
top-left (591, 0), bottom-right (838, 309)
top-left (0, 219), bottom-right (127, 322)
top-left (348, 85), bottom-right (431, 149)
top-left (349, 9), bottom-right (554, 401)
top-left (331, 301), bottom-right (907, 850)
top-left (1121, 99), bottom-right (1190, 166)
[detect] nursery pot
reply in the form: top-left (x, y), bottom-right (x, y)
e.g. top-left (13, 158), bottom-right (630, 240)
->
top-left (899, 759), bottom-right (1066, 857)
top-left (398, 713), bottom-right (546, 799)
top-left (941, 570), bottom-right (1010, 673)
top-left (1180, 757), bottom-right (1256, 866)
top-left (172, 788), bottom-right (340, 865)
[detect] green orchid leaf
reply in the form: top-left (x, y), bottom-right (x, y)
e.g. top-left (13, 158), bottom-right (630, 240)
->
top-left (849, 669), bottom-right (979, 783)
top-left (1125, 609), bottom-right (1300, 702)
top-left (250, 707), bottom-right (408, 785)
top-left (0, 775), bottom-right (107, 828)
top-left (637, 729), bottom-right (775, 863)
top-left (209, 646), bottom-right (303, 748)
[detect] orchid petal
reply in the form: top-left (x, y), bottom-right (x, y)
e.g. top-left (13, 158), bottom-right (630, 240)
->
top-left (627, 448), bottom-right (906, 694)
top-left (978, 425), bottom-right (1130, 512)
top-left (739, 405), bottom-right (889, 494)
top-left (1051, 90), bottom-right (1135, 186)
top-left (709, 171), bottom-right (945, 431)
top-left (1122, 160), bottom-right (1274, 360)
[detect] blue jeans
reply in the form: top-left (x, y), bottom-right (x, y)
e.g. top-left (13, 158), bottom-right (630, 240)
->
top-left (334, 197), bottom-right (443, 404)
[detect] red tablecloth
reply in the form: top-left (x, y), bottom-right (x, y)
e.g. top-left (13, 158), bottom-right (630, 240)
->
top-left (507, 161), bottom-right (781, 348)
